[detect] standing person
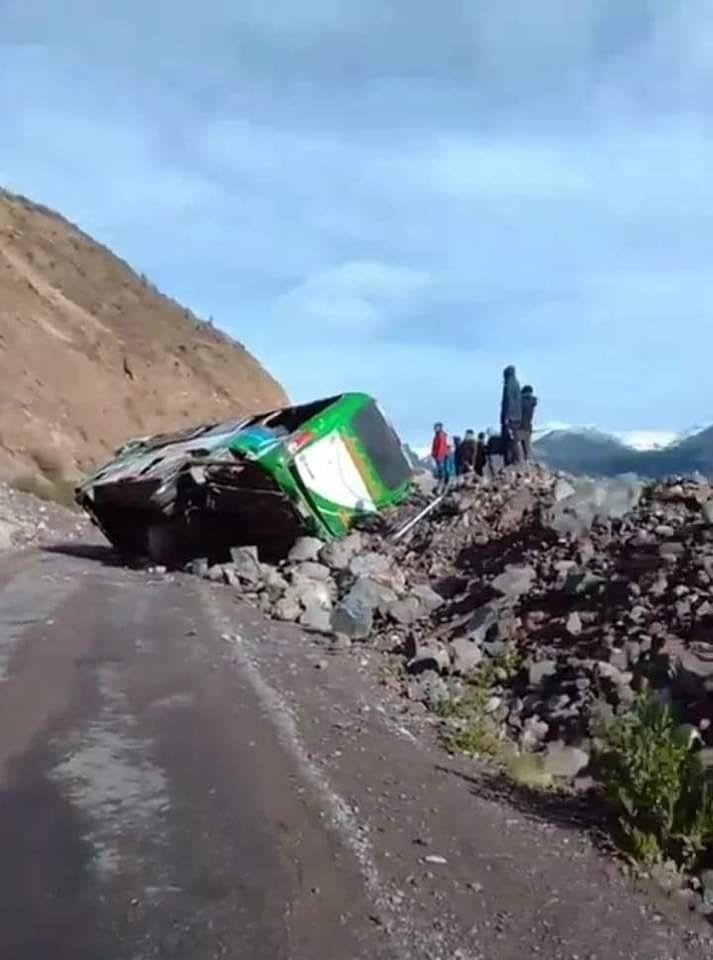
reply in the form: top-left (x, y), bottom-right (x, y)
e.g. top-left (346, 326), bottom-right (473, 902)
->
top-left (453, 436), bottom-right (463, 476)
top-left (431, 422), bottom-right (449, 485)
top-left (520, 385), bottom-right (538, 461)
top-left (459, 430), bottom-right (477, 474)
top-left (500, 365), bottom-right (522, 466)
top-left (445, 440), bottom-right (457, 484)
top-left (474, 431), bottom-right (487, 477)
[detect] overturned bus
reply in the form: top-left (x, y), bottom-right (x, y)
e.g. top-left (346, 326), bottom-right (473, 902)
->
top-left (75, 393), bottom-right (413, 562)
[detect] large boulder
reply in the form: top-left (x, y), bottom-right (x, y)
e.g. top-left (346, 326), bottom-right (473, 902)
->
top-left (545, 475), bottom-right (643, 537)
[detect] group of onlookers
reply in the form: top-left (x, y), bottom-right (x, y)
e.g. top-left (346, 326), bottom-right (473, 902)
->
top-left (429, 365), bottom-right (538, 485)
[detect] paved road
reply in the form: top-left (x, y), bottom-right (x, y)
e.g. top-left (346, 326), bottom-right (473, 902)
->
top-left (0, 545), bottom-right (709, 960)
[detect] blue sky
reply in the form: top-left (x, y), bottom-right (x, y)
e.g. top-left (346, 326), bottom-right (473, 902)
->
top-left (1, 1), bottom-right (711, 447)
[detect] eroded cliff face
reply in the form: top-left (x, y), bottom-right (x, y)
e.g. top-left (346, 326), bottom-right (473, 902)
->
top-left (0, 189), bottom-right (287, 479)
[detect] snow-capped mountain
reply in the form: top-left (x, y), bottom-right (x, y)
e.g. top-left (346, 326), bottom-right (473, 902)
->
top-left (534, 423), bottom-right (713, 477)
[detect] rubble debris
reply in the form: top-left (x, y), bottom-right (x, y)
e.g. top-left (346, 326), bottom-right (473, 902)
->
top-left (189, 467), bottom-right (713, 797)
top-left (0, 479), bottom-right (88, 550)
top-left (75, 393), bottom-right (413, 563)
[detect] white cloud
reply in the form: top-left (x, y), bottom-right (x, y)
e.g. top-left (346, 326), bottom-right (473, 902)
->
top-left (272, 261), bottom-right (430, 335)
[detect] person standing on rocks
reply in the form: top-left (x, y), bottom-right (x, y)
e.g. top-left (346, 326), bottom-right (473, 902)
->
top-left (500, 365), bottom-right (522, 466)
top-left (459, 430), bottom-right (477, 474)
top-left (431, 422), bottom-right (449, 485)
top-left (520, 385), bottom-right (538, 461)
top-left (475, 431), bottom-right (487, 477)
top-left (453, 435), bottom-right (464, 476)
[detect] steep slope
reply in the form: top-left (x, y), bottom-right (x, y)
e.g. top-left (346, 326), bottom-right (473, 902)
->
top-left (0, 190), bottom-right (287, 479)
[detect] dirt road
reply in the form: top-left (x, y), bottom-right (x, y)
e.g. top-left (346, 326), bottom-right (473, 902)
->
top-left (0, 545), bottom-right (709, 959)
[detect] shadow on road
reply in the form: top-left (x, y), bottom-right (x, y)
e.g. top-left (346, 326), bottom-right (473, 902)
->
top-left (438, 763), bottom-right (615, 854)
top-left (0, 754), bottom-right (101, 960)
top-left (42, 541), bottom-right (132, 568)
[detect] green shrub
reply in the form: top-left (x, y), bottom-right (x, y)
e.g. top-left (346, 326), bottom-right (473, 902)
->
top-left (596, 695), bottom-right (713, 868)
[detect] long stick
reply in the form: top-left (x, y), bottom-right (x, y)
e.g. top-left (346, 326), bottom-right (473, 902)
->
top-left (392, 493), bottom-right (445, 541)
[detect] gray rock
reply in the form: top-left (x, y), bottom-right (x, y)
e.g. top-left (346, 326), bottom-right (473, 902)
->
top-left (411, 470), bottom-right (438, 497)
top-left (274, 592), bottom-right (302, 622)
top-left (546, 475), bottom-right (642, 536)
top-left (349, 551), bottom-right (393, 583)
top-left (491, 564), bottom-right (536, 598)
top-left (520, 716), bottom-right (550, 750)
top-left (410, 583), bottom-right (444, 613)
top-left (553, 478), bottom-right (576, 502)
top-left (229, 545), bottom-right (262, 584)
top-left (330, 634), bottom-right (353, 652)
top-left (294, 561), bottom-right (332, 582)
top-left (388, 596), bottom-right (425, 625)
top-left (565, 611), bottom-right (582, 636)
top-left (449, 635), bottom-right (484, 674)
top-left (659, 541), bottom-right (685, 559)
top-left (347, 577), bottom-right (398, 616)
top-left (0, 520), bottom-right (15, 550)
top-left (678, 643), bottom-right (713, 688)
top-left (261, 566), bottom-right (288, 601)
top-left (207, 564), bottom-right (225, 582)
top-left (288, 536), bottom-right (324, 563)
top-left (542, 742), bottom-right (590, 779)
top-left (292, 575), bottom-right (332, 611)
top-left (564, 569), bottom-right (605, 596)
top-left (188, 557), bottom-right (209, 578)
top-left (407, 642), bottom-right (450, 675)
top-left (222, 565), bottom-right (239, 587)
top-left (319, 533), bottom-right (363, 570)
top-left (300, 605), bottom-right (333, 633)
top-left (466, 604), bottom-right (500, 643)
top-left (596, 660), bottom-right (633, 687)
top-left (528, 659), bottom-right (557, 687)
top-left (331, 595), bottom-right (374, 639)
top-left (702, 500), bottom-right (713, 526)
top-left (609, 647), bottom-right (629, 672)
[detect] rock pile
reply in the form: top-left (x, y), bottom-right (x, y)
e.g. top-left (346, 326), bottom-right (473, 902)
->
top-left (190, 466), bottom-right (713, 778)
top-left (0, 480), bottom-right (88, 550)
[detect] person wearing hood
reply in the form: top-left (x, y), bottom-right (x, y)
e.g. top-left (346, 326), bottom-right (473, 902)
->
top-left (500, 365), bottom-right (522, 466)
top-left (520, 385), bottom-right (538, 461)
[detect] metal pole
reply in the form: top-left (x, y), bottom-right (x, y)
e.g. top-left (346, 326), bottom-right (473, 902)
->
top-left (392, 493), bottom-right (445, 542)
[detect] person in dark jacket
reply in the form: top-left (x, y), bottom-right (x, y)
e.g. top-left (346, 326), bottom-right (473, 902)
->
top-left (500, 365), bottom-right (522, 466)
top-left (459, 430), bottom-right (477, 474)
top-left (474, 431), bottom-right (487, 477)
top-left (520, 385), bottom-right (538, 461)
top-left (453, 436), bottom-right (463, 475)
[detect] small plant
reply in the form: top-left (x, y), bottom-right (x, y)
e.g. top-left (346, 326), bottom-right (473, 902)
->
top-left (595, 694), bottom-right (713, 868)
top-left (435, 655), bottom-right (516, 760)
top-left (437, 684), bottom-right (503, 758)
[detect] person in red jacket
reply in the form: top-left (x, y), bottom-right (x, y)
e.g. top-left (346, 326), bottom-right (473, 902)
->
top-left (431, 422), bottom-right (449, 485)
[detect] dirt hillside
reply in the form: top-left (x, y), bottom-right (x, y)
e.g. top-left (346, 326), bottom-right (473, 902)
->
top-left (0, 189), bottom-right (287, 481)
